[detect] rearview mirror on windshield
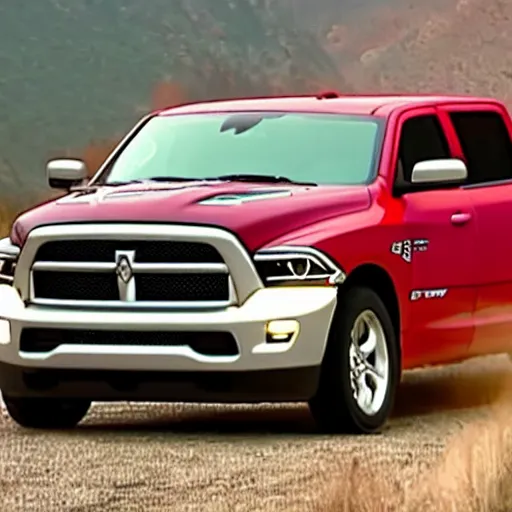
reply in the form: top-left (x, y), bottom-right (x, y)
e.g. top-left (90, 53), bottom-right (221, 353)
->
top-left (411, 158), bottom-right (467, 184)
top-left (47, 159), bottom-right (88, 190)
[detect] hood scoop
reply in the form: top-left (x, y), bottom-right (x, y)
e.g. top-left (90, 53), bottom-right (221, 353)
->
top-left (200, 189), bottom-right (292, 206)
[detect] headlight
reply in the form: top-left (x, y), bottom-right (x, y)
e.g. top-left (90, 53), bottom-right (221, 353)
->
top-left (0, 237), bottom-right (20, 285)
top-left (253, 246), bottom-right (346, 286)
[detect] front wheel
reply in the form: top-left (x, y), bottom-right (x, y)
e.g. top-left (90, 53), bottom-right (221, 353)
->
top-left (309, 286), bottom-right (400, 434)
top-left (2, 395), bottom-right (91, 429)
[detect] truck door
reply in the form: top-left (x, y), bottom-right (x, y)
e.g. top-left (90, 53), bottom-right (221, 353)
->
top-left (440, 104), bottom-right (512, 356)
top-left (392, 108), bottom-right (478, 368)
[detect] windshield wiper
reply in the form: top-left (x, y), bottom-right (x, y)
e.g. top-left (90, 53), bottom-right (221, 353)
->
top-left (135, 177), bottom-right (206, 183)
top-left (213, 174), bottom-right (317, 186)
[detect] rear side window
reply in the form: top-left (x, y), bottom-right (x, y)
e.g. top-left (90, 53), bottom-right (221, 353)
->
top-left (397, 115), bottom-right (450, 183)
top-left (450, 111), bottom-right (512, 184)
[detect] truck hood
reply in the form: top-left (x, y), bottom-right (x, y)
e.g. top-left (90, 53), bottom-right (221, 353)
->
top-left (12, 181), bottom-right (371, 251)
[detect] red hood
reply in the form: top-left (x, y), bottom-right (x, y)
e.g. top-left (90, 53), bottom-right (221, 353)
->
top-left (12, 182), bottom-right (371, 251)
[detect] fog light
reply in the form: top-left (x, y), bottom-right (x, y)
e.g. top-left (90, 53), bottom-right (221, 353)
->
top-left (265, 319), bottom-right (300, 344)
top-left (0, 319), bottom-right (11, 345)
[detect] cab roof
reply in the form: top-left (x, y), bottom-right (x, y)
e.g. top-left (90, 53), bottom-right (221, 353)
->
top-left (158, 92), bottom-right (501, 118)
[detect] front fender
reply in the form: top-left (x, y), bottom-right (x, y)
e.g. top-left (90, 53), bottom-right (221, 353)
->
top-left (257, 210), bottom-right (412, 332)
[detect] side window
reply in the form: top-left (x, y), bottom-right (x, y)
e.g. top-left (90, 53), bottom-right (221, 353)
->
top-left (395, 115), bottom-right (451, 188)
top-left (449, 111), bottom-right (512, 185)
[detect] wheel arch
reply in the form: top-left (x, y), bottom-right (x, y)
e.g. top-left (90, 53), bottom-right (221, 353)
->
top-left (340, 263), bottom-right (401, 360)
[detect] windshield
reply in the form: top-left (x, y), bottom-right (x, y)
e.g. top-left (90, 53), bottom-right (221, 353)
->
top-left (100, 112), bottom-right (383, 186)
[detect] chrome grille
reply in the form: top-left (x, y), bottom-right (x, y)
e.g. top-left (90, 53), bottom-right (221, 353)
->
top-left (30, 239), bottom-right (234, 307)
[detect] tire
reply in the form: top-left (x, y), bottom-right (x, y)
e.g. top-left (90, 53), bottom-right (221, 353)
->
top-left (2, 395), bottom-right (91, 429)
top-left (309, 286), bottom-right (400, 434)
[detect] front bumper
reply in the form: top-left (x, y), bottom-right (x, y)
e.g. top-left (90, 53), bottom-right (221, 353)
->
top-left (0, 284), bottom-right (337, 400)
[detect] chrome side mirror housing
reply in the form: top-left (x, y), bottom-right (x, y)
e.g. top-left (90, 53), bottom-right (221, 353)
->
top-left (47, 159), bottom-right (88, 190)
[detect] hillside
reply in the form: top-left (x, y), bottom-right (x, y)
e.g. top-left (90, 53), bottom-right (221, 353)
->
top-left (0, 0), bottom-right (344, 201)
top-left (2, 0), bottom-right (512, 206)
top-left (322, 0), bottom-right (512, 104)
top-left (279, 0), bottom-right (391, 31)
top-left (370, 0), bottom-right (512, 102)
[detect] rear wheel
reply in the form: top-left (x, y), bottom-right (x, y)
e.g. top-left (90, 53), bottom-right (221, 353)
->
top-left (309, 286), bottom-right (400, 434)
top-left (2, 395), bottom-right (91, 429)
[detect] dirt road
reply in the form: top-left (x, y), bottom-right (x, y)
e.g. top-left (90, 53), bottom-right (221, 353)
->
top-left (0, 355), bottom-right (511, 512)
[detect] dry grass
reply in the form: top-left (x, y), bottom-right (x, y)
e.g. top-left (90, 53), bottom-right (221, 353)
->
top-left (408, 372), bottom-right (512, 512)
top-left (0, 202), bottom-right (19, 237)
top-left (318, 358), bottom-right (512, 512)
top-left (317, 457), bottom-right (400, 512)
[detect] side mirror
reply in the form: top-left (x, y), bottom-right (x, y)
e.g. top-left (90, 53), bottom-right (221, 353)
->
top-left (46, 159), bottom-right (88, 190)
top-left (411, 158), bottom-right (467, 184)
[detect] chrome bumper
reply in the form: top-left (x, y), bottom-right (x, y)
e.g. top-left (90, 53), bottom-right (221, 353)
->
top-left (0, 284), bottom-right (337, 372)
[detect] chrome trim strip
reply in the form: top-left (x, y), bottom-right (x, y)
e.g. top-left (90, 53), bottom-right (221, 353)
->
top-left (0, 237), bottom-right (21, 259)
top-left (31, 261), bottom-right (229, 274)
top-left (0, 252), bottom-right (19, 261)
top-left (18, 348), bottom-right (240, 365)
top-left (30, 298), bottom-right (234, 309)
top-left (266, 273), bottom-right (332, 282)
top-left (122, 263), bottom-right (229, 274)
top-left (32, 262), bottom-right (117, 272)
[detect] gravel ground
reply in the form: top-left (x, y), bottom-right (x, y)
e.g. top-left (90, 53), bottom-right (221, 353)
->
top-left (0, 355), bottom-right (510, 512)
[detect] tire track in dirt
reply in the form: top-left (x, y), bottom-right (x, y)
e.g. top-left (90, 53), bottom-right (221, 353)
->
top-left (0, 355), bottom-right (510, 511)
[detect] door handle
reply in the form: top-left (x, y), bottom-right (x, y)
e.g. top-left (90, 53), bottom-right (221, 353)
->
top-left (451, 212), bottom-right (472, 225)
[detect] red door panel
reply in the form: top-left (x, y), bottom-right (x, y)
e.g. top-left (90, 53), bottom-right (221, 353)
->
top-left (400, 189), bottom-right (478, 367)
top-left (465, 183), bottom-right (512, 356)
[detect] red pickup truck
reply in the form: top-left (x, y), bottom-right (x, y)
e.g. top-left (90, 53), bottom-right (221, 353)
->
top-left (0, 92), bottom-right (510, 434)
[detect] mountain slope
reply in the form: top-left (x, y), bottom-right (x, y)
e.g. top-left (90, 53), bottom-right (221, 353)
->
top-left (324, 0), bottom-right (512, 105)
top-left (0, 0), bottom-right (344, 198)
